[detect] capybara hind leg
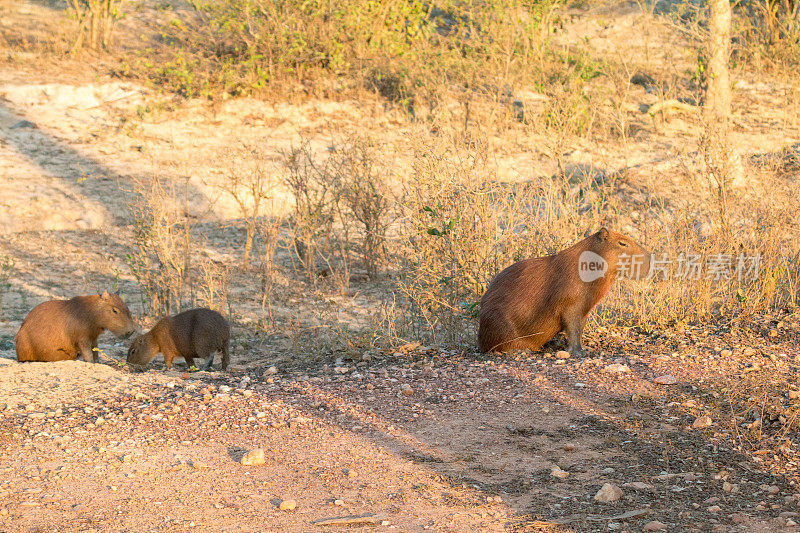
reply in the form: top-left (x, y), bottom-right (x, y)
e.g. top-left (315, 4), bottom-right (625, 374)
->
top-left (220, 345), bottom-right (229, 370)
top-left (15, 335), bottom-right (32, 362)
top-left (201, 354), bottom-right (214, 371)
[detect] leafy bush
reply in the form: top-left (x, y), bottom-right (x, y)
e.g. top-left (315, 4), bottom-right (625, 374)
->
top-left (125, 0), bottom-right (566, 105)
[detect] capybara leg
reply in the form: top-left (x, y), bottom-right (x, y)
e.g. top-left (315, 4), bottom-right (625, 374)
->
top-left (201, 354), bottom-right (214, 371)
top-left (184, 355), bottom-right (196, 369)
top-left (564, 315), bottom-right (584, 356)
top-left (221, 345), bottom-right (229, 370)
top-left (15, 335), bottom-right (32, 362)
top-left (164, 352), bottom-right (175, 370)
top-left (78, 340), bottom-right (95, 363)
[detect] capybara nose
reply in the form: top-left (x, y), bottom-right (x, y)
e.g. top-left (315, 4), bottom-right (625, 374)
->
top-left (122, 329), bottom-right (135, 339)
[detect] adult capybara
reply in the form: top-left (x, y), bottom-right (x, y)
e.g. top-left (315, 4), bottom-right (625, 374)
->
top-left (479, 228), bottom-right (650, 355)
top-left (16, 291), bottom-right (137, 362)
top-left (127, 308), bottom-right (230, 371)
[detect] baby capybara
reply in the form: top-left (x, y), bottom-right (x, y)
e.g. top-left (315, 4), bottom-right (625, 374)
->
top-left (16, 291), bottom-right (137, 362)
top-left (127, 308), bottom-right (230, 371)
top-left (479, 228), bottom-right (650, 355)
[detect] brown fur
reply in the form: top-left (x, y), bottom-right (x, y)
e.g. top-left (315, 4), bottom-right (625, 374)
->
top-left (127, 308), bottom-right (230, 371)
top-left (16, 291), bottom-right (137, 362)
top-left (478, 228), bottom-right (650, 354)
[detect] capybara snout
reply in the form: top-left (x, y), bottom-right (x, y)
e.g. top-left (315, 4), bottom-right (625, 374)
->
top-left (16, 291), bottom-right (137, 363)
top-left (127, 334), bottom-right (157, 366)
top-left (126, 308), bottom-right (230, 371)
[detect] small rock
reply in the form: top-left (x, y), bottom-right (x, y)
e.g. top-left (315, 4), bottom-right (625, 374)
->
top-left (400, 384), bottom-right (414, 397)
top-left (723, 481), bottom-right (735, 492)
top-left (643, 521), bottom-right (668, 532)
top-left (279, 499), bottom-right (297, 511)
top-left (240, 448), bottom-right (265, 466)
top-left (191, 460), bottom-right (208, 471)
top-left (720, 349), bottom-right (733, 358)
top-left (11, 120), bottom-right (35, 129)
top-left (768, 485), bottom-right (780, 494)
top-left (624, 481), bottom-right (654, 491)
top-left (654, 375), bottom-right (678, 385)
top-left (707, 505), bottom-right (721, 513)
top-left (594, 483), bottom-right (622, 503)
top-left (550, 466), bottom-right (569, 479)
top-left (555, 350), bottom-right (570, 359)
top-left (604, 363), bottom-right (630, 374)
top-left (334, 499), bottom-right (345, 506)
top-left (264, 366), bottom-right (278, 376)
top-left (692, 415), bottom-right (713, 429)
top-left (789, 390), bottom-right (800, 400)
top-left (563, 443), bottom-right (575, 452)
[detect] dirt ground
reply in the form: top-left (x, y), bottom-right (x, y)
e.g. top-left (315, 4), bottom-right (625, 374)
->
top-left (3, 327), bottom-right (800, 532)
top-left (2, 0), bottom-right (800, 532)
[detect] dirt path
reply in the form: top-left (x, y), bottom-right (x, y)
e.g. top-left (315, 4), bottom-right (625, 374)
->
top-left (3, 337), bottom-right (800, 532)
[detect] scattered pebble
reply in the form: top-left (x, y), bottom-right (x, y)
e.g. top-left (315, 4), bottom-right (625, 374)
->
top-left (555, 351), bottom-right (570, 360)
top-left (240, 448), bottom-right (265, 466)
top-left (550, 466), bottom-right (569, 479)
top-left (594, 483), bottom-right (622, 503)
top-left (692, 415), bottom-right (713, 429)
top-left (643, 521), bottom-right (668, 532)
top-left (654, 375), bottom-right (678, 385)
top-left (624, 481), bottom-right (654, 491)
top-left (604, 363), bottom-right (630, 374)
top-left (279, 499), bottom-right (297, 511)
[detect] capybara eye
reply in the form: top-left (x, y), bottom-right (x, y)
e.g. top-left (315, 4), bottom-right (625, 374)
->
top-left (619, 241), bottom-right (629, 247)
top-left (112, 307), bottom-right (119, 314)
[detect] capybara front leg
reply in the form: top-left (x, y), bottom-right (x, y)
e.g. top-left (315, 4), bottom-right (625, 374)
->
top-left (564, 315), bottom-right (584, 356)
top-left (163, 350), bottom-right (176, 370)
top-left (201, 353), bottom-right (214, 371)
top-left (78, 340), bottom-right (95, 363)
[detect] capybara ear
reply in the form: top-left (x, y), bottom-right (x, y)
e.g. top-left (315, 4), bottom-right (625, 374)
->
top-left (597, 227), bottom-right (609, 241)
top-left (101, 290), bottom-right (111, 300)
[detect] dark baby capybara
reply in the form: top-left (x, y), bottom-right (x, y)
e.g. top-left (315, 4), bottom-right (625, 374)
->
top-left (478, 228), bottom-right (650, 355)
top-left (16, 291), bottom-right (137, 362)
top-left (127, 308), bottom-right (230, 371)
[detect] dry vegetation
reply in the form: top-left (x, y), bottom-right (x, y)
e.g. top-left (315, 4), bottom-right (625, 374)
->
top-left (1, 0), bottom-right (800, 530)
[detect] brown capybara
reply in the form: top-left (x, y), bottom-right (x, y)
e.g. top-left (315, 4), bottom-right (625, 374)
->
top-left (16, 291), bottom-right (137, 362)
top-left (478, 228), bottom-right (650, 355)
top-left (127, 308), bottom-right (230, 371)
